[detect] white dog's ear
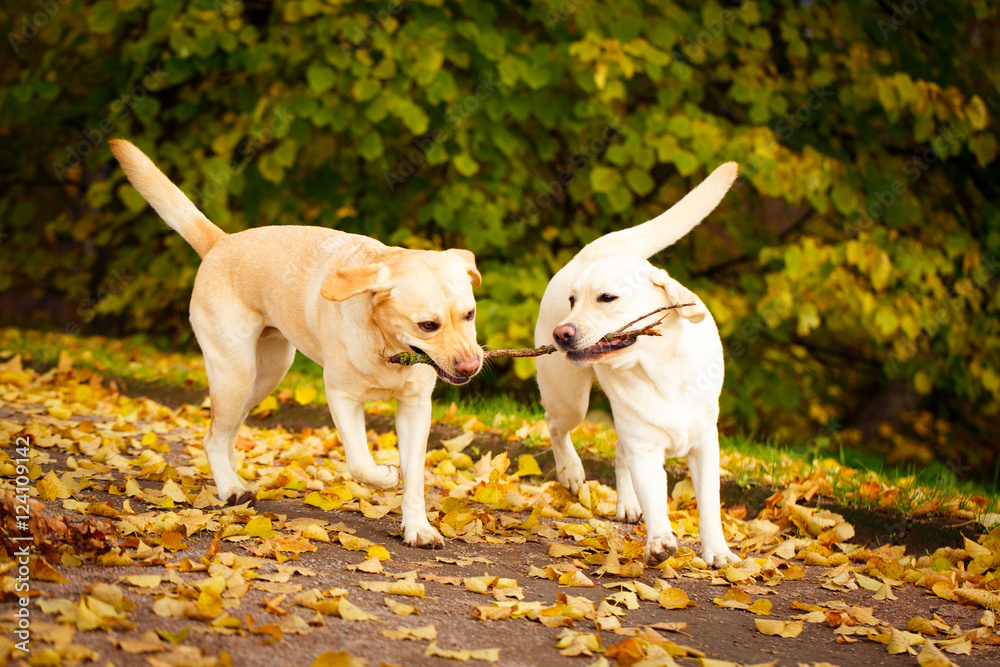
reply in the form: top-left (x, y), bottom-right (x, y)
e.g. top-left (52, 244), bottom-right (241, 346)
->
top-left (321, 264), bottom-right (394, 302)
top-left (446, 248), bottom-right (482, 287)
top-left (650, 269), bottom-right (707, 323)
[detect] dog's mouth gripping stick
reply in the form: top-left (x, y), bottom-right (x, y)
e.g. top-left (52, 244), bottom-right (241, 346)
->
top-left (384, 304), bottom-right (692, 368)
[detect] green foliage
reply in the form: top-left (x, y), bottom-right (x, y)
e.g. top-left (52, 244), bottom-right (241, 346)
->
top-left (1, 0), bottom-right (998, 474)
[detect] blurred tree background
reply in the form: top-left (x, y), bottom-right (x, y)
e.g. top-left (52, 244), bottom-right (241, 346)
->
top-left (2, 0), bottom-right (998, 478)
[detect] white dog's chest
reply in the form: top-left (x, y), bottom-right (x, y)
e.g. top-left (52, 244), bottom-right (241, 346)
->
top-left (596, 366), bottom-right (702, 458)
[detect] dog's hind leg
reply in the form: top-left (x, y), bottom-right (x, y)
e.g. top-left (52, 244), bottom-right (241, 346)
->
top-left (536, 354), bottom-right (593, 494)
top-left (236, 329), bottom-right (296, 465)
top-left (195, 313), bottom-right (266, 506)
top-left (688, 426), bottom-right (740, 567)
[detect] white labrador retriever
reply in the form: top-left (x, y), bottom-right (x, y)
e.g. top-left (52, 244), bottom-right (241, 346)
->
top-left (534, 163), bottom-right (740, 567)
top-left (111, 139), bottom-right (482, 548)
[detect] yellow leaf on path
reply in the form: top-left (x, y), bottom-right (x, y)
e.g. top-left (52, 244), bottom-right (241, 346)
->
top-left (556, 629), bottom-right (602, 657)
top-left (425, 641), bottom-right (500, 662)
top-left (954, 587), bottom-right (1000, 610)
top-left (384, 597), bottom-right (418, 615)
top-left (754, 619), bottom-right (803, 638)
top-left (245, 516), bottom-right (277, 539)
top-left (646, 621), bottom-right (690, 634)
top-left (747, 599), bottom-right (772, 616)
top-left (360, 499), bottom-right (393, 520)
top-left (549, 543), bottom-right (586, 558)
top-left (382, 625), bottom-right (437, 641)
top-left (246, 614), bottom-right (283, 645)
top-left (360, 581), bottom-right (426, 597)
top-left (887, 627), bottom-right (923, 655)
top-left (854, 572), bottom-right (882, 591)
top-left (559, 570), bottom-right (595, 588)
top-left (294, 385), bottom-right (317, 405)
top-left (302, 525), bottom-right (330, 543)
top-left (31, 558), bottom-right (69, 583)
top-left (939, 639), bottom-right (972, 656)
top-left (155, 627), bottom-right (190, 644)
top-left (162, 479), bottom-right (188, 504)
top-left (347, 557), bottom-right (383, 574)
top-left (125, 478), bottom-right (145, 499)
top-left (337, 598), bottom-right (377, 621)
top-left (48, 405), bottom-right (73, 420)
top-left (125, 575), bottom-right (162, 589)
top-left (918, 641), bottom-right (960, 667)
top-left (367, 545), bottom-right (391, 561)
top-left (659, 588), bottom-right (696, 610)
top-left (153, 597), bottom-right (184, 618)
top-left (514, 454), bottom-right (542, 477)
top-left (310, 652), bottom-right (364, 667)
top-left (37, 470), bottom-right (73, 500)
top-left (441, 431), bottom-right (475, 453)
top-left (931, 582), bottom-right (956, 601)
top-left (874, 583), bottom-right (898, 601)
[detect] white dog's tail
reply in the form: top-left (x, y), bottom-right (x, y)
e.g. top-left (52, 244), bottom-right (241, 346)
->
top-left (109, 139), bottom-right (225, 258)
top-left (575, 161), bottom-right (738, 264)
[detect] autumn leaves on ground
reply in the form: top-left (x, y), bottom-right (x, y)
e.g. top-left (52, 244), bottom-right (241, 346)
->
top-left (2, 337), bottom-right (1000, 667)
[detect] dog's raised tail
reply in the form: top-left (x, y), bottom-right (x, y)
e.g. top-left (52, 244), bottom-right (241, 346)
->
top-left (109, 139), bottom-right (225, 258)
top-left (576, 161), bottom-right (738, 264)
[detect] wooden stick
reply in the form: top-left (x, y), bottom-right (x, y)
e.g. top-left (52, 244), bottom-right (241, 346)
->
top-left (384, 304), bottom-right (692, 367)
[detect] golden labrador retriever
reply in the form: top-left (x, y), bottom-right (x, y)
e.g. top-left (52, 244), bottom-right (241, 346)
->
top-left (110, 139), bottom-right (482, 548)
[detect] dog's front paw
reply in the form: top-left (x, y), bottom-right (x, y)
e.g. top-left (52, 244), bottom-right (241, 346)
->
top-left (216, 479), bottom-right (255, 507)
top-left (403, 523), bottom-right (444, 549)
top-left (352, 464), bottom-right (400, 490)
top-left (615, 493), bottom-right (642, 524)
top-left (644, 531), bottom-right (678, 566)
top-left (701, 543), bottom-right (741, 568)
top-left (557, 461), bottom-right (586, 495)
top-left (226, 489), bottom-right (256, 507)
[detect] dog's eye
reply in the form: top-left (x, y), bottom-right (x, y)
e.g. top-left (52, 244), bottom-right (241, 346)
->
top-left (465, 309), bottom-right (475, 321)
top-left (598, 294), bottom-right (618, 303)
top-left (568, 296), bottom-right (576, 307)
top-left (418, 321), bottom-right (439, 333)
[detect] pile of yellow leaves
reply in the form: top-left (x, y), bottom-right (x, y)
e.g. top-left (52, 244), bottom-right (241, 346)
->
top-left (1, 353), bottom-right (999, 666)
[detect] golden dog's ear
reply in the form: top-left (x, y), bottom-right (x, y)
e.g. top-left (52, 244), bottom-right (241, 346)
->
top-left (447, 249), bottom-right (482, 287)
top-left (321, 264), bottom-right (394, 302)
top-left (650, 269), bottom-right (707, 323)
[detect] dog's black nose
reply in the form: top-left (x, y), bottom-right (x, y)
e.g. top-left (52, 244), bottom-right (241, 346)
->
top-left (553, 324), bottom-right (577, 345)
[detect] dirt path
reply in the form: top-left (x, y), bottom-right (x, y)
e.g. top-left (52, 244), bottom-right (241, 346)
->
top-left (1, 368), bottom-right (999, 666)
